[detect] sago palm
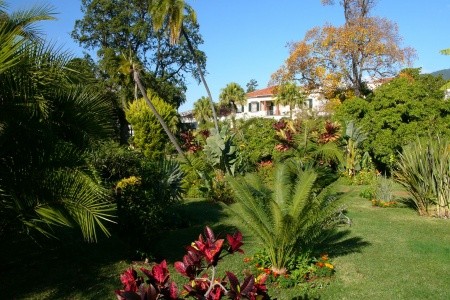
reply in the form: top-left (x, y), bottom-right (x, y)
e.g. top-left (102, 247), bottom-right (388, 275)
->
top-left (228, 162), bottom-right (342, 273)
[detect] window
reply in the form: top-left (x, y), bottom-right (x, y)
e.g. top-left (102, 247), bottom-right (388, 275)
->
top-left (249, 102), bottom-right (259, 112)
top-left (304, 98), bottom-right (313, 109)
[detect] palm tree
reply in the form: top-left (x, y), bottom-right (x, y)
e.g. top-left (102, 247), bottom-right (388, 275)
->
top-left (275, 82), bottom-right (305, 118)
top-left (219, 82), bottom-right (247, 115)
top-left (193, 96), bottom-right (213, 126)
top-left (149, 0), bottom-right (219, 131)
top-left (0, 2), bottom-right (115, 241)
top-left (228, 163), bottom-right (342, 273)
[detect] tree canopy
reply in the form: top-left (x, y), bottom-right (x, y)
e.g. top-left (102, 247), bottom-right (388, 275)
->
top-left (272, 0), bottom-right (415, 98)
top-left (72, 0), bottom-right (206, 108)
top-left (219, 82), bottom-right (247, 113)
top-left (335, 68), bottom-right (450, 170)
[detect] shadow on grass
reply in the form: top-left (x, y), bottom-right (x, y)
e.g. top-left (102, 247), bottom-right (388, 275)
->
top-left (147, 199), bottom-right (234, 262)
top-left (313, 228), bottom-right (371, 258)
top-left (0, 232), bottom-right (130, 299)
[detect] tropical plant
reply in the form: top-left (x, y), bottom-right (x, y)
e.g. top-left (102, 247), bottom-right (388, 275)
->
top-left (274, 82), bottom-right (305, 118)
top-left (395, 137), bottom-right (450, 217)
top-left (0, 2), bottom-right (115, 241)
top-left (343, 120), bottom-right (367, 177)
top-left (115, 226), bottom-right (269, 300)
top-left (193, 96), bottom-right (213, 126)
top-left (219, 82), bottom-right (247, 116)
top-left (126, 91), bottom-right (180, 160)
top-left (273, 118), bottom-right (343, 168)
top-left (149, 0), bottom-right (219, 130)
top-left (0, 0), bottom-right (56, 72)
top-left (228, 162), bottom-right (343, 274)
top-left (203, 126), bottom-right (239, 176)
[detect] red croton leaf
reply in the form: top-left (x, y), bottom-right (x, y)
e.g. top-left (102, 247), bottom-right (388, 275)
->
top-left (140, 260), bottom-right (170, 286)
top-left (195, 237), bottom-right (224, 264)
top-left (204, 226), bottom-right (216, 241)
top-left (226, 231), bottom-right (244, 254)
top-left (168, 281), bottom-right (178, 299)
top-left (152, 260), bottom-right (170, 285)
top-left (120, 268), bottom-right (138, 292)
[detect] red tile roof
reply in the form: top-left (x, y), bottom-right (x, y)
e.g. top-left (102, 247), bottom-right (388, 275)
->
top-left (246, 86), bottom-right (276, 98)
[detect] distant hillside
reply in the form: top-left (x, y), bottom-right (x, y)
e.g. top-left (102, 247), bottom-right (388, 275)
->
top-left (431, 68), bottom-right (450, 80)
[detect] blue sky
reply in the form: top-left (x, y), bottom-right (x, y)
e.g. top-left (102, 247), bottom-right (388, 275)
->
top-left (9, 0), bottom-right (450, 112)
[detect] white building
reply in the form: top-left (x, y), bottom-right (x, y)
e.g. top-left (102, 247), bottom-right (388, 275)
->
top-left (233, 86), bottom-right (327, 121)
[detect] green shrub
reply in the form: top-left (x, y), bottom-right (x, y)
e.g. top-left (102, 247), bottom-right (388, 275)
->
top-left (126, 93), bottom-right (179, 160)
top-left (116, 158), bottom-right (185, 251)
top-left (235, 118), bottom-right (278, 170)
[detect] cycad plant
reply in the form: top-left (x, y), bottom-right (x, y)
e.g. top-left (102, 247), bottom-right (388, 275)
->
top-left (395, 137), bottom-right (450, 217)
top-left (228, 162), bottom-right (342, 273)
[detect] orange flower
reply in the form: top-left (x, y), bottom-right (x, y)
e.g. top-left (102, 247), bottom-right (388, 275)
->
top-left (316, 262), bottom-right (325, 268)
top-left (321, 254), bottom-right (329, 261)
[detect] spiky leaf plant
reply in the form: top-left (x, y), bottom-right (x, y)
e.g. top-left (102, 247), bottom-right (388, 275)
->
top-left (395, 137), bottom-right (450, 217)
top-left (228, 162), bottom-right (342, 273)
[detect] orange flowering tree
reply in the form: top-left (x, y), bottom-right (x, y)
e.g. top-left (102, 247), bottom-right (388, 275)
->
top-left (271, 0), bottom-right (415, 98)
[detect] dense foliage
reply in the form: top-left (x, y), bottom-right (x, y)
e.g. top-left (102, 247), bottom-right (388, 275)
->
top-left (126, 92), bottom-right (180, 159)
top-left (0, 3), bottom-right (117, 241)
top-left (336, 68), bottom-right (450, 170)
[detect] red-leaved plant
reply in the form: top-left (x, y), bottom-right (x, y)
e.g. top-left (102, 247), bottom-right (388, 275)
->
top-left (115, 226), bottom-right (269, 300)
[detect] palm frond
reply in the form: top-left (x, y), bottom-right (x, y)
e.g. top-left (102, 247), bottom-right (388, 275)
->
top-left (312, 142), bottom-right (344, 164)
top-left (0, 23), bottom-right (26, 74)
top-left (7, 2), bottom-right (56, 41)
top-left (227, 176), bottom-right (273, 242)
top-left (290, 169), bottom-right (317, 222)
top-left (229, 162), bottom-right (343, 271)
top-left (50, 169), bottom-right (116, 242)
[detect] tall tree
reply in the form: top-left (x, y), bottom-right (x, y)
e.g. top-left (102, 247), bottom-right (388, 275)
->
top-left (246, 79), bottom-right (258, 93)
top-left (321, 0), bottom-right (376, 22)
top-left (274, 82), bottom-right (305, 118)
top-left (149, 0), bottom-right (219, 131)
top-left (72, 0), bottom-right (206, 108)
top-left (272, 0), bottom-right (415, 97)
top-left (219, 82), bottom-right (247, 115)
top-left (193, 96), bottom-right (213, 126)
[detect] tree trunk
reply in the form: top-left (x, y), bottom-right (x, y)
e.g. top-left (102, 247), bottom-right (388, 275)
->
top-left (133, 69), bottom-right (188, 162)
top-left (181, 26), bottom-right (219, 131)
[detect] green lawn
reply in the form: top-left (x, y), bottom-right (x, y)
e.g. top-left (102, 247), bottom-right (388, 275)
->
top-left (1, 187), bottom-right (450, 299)
top-left (320, 185), bottom-right (450, 300)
